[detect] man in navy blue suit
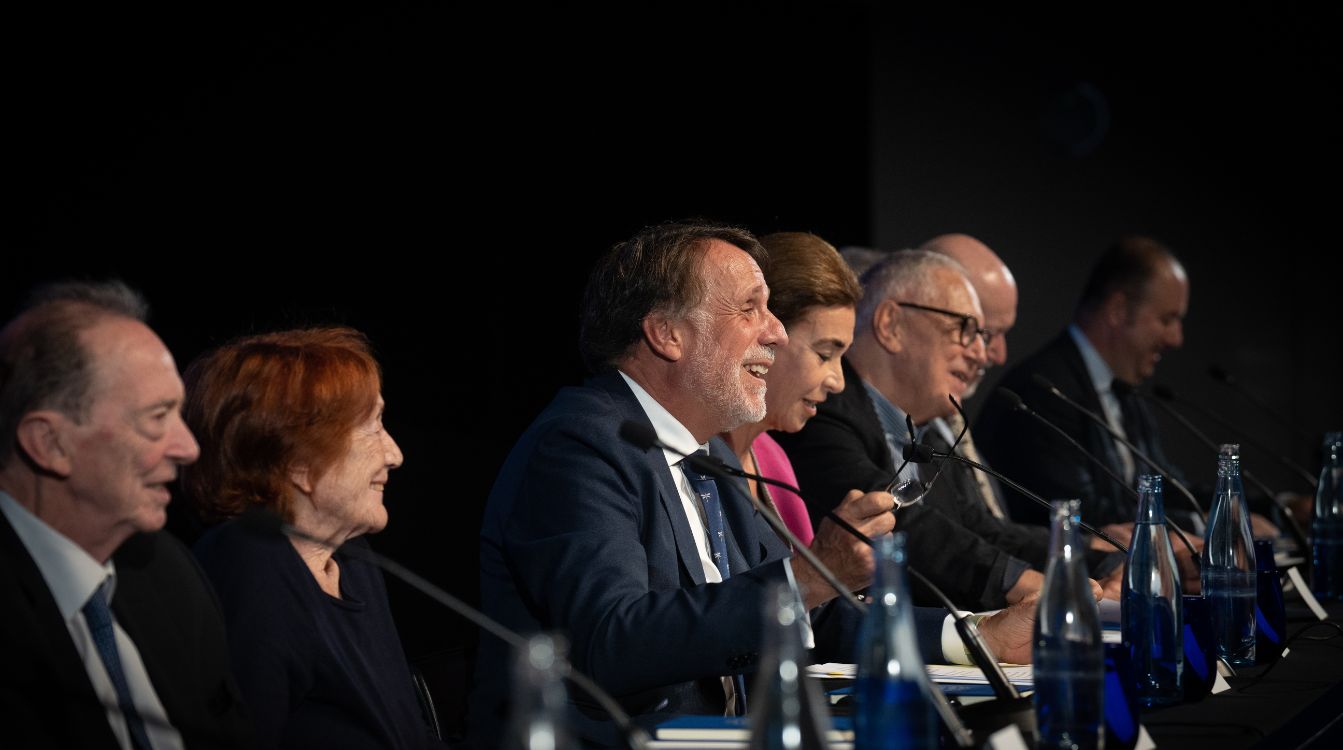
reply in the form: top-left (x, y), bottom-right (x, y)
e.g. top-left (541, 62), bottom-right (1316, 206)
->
top-left (470, 222), bottom-right (1040, 747)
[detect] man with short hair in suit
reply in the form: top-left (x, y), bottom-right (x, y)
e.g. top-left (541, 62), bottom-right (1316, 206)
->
top-left (0, 281), bottom-right (253, 748)
top-left (469, 222), bottom-right (1043, 747)
top-left (974, 236), bottom-right (1191, 529)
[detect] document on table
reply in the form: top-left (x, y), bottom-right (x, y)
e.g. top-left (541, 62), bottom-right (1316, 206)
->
top-left (809, 663), bottom-right (1033, 687)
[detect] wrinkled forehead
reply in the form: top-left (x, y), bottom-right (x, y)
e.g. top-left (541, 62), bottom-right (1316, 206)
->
top-left (80, 317), bottom-right (179, 403)
top-left (929, 266), bottom-right (983, 319)
top-left (698, 240), bottom-right (769, 302)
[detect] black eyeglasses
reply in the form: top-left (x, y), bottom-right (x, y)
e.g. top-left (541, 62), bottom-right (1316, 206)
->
top-left (885, 394), bottom-right (970, 509)
top-left (897, 302), bottom-right (986, 347)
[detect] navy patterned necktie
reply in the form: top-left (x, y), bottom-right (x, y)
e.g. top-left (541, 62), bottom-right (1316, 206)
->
top-left (683, 451), bottom-right (732, 580)
top-left (682, 451), bottom-right (748, 713)
top-left (83, 582), bottom-right (153, 750)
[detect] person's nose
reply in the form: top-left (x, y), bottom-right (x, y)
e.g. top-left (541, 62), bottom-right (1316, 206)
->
top-left (168, 415), bottom-right (200, 464)
top-left (383, 430), bottom-right (405, 469)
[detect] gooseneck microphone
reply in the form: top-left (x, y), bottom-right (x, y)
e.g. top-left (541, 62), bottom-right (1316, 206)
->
top-left (1031, 373), bottom-right (1206, 520)
top-left (619, 420), bottom-right (1017, 744)
top-left (996, 388), bottom-right (1199, 561)
top-left (900, 439), bottom-right (1130, 555)
top-left (617, 421), bottom-right (865, 613)
top-left (1122, 382), bottom-right (1309, 550)
top-left (238, 510), bottom-right (651, 750)
top-left (1207, 364), bottom-right (1309, 442)
top-left (1153, 383), bottom-right (1318, 490)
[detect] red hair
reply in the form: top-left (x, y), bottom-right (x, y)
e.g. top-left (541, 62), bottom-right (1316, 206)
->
top-left (183, 327), bottom-right (382, 522)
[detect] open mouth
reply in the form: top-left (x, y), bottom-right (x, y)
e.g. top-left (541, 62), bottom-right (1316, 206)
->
top-left (744, 363), bottom-right (769, 379)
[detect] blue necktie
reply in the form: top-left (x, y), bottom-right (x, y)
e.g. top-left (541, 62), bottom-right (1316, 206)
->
top-left (683, 452), bottom-right (748, 713)
top-left (83, 583), bottom-right (153, 750)
top-left (684, 452), bottom-right (731, 580)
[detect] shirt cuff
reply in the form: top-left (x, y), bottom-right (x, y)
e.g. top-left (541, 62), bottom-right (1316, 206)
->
top-left (940, 610), bottom-right (976, 665)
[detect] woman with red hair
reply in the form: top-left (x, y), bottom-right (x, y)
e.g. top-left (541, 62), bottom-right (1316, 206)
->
top-left (184, 327), bottom-right (440, 749)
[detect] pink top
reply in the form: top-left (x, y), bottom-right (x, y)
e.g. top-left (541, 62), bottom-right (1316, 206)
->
top-left (751, 432), bottom-right (815, 546)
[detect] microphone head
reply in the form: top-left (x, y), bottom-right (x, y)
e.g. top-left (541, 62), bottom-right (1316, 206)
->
top-left (1208, 364), bottom-right (1234, 384)
top-left (618, 420), bottom-right (660, 451)
top-left (902, 441), bottom-right (937, 463)
top-left (1110, 379), bottom-right (1135, 397)
top-left (1151, 384), bottom-right (1176, 401)
top-left (1030, 372), bottom-right (1062, 395)
top-left (996, 387), bottom-right (1026, 411)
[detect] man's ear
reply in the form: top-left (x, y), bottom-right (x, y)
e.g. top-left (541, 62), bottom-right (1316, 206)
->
top-left (641, 311), bottom-right (688, 362)
top-left (872, 299), bottom-right (905, 355)
top-left (14, 411), bottom-right (75, 478)
top-left (1101, 291), bottom-right (1130, 328)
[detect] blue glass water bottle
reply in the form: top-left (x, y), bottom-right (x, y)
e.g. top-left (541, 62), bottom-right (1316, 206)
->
top-left (1311, 431), bottom-right (1343, 600)
top-left (1035, 499), bottom-right (1104, 750)
top-left (854, 532), bottom-right (937, 750)
top-left (1201, 444), bottom-right (1256, 667)
top-left (1121, 475), bottom-right (1183, 706)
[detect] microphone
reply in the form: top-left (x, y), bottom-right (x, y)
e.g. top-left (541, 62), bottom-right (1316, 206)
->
top-left (1031, 373), bottom-right (1206, 520)
top-left (1123, 383), bottom-right (1308, 550)
top-left (996, 388), bottom-right (1200, 561)
top-left (1207, 364), bottom-right (1308, 441)
top-left (620, 420), bottom-right (1022, 733)
top-left (237, 509), bottom-right (651, 750)
top-left (900, 438), bottom-right (1129, 555)
top-left (1152, 384), bottom-right (1318, 490)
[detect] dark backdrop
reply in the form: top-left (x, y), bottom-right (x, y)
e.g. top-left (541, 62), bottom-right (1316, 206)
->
top-left (4, 2), bottom-right (1339, 663)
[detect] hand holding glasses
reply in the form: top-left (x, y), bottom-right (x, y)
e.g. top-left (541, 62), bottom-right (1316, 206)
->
top-left (883, 394), bottom-right (970, 510)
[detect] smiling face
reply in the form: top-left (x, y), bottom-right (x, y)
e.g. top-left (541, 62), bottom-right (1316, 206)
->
top-left (764, 305), bottom-right (855, 434)
top-left (63, 318), bottom-right (199, 544)
top-left (889, 267), bottom-right (988, 424)
top-left (1113, 259), bottom-right (1188, 383)
top-left (305, 397), bottom-right (404, 539)
top-left (680, 240), bottom-right (787, 434)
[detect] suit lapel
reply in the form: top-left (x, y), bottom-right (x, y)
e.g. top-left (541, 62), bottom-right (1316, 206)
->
top-left (595, 373), bottom-right (708, 586)
top-left (0, 511), bottom-right (118, 745)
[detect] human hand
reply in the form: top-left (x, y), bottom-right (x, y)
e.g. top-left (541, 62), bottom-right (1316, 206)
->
top-left (978, 592), bottom-right (1040, 665)
top-left (1005, 569), bottom-right (1044, 605)
top-left (1250, 512), bottom-right (1280, 541)
top-left (1096, 523), bottom-right (1134, 549)
top-left (795, 489), bottom-right (896, 608)
top-left (1174, 534), bottom-right (1204, 594)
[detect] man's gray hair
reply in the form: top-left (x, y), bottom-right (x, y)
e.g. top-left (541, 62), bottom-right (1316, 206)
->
top-left (854, 249), bottom-right (968, 334)
top-left (0, 280), bottom-right (150, 466)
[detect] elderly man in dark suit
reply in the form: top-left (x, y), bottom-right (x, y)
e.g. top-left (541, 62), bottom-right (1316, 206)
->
top-left (469, 222), bottom-right (1042, 747)
top-left (776, 249), bottom-right (1117, 609)
top-left (0, 281), bottom-right (253, 749)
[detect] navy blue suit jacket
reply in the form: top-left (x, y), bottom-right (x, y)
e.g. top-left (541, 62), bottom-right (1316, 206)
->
top-left (469, 372), bottom-right (947, 747)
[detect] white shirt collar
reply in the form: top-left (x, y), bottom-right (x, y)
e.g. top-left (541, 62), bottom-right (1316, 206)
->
top-left (618, 370), bottom-right (709, 468)
top-left (0, 491), bottom-right (116, 621)
top-left (1068, 323), bottom-right (1118, 395)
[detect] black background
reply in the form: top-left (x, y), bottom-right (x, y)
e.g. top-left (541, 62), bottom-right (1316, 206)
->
top-left (4, 2), bottom-right (1340, 661)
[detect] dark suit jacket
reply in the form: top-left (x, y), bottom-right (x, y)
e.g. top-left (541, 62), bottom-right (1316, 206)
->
top-left (974, 330), bottom-right (1176, 528)
top-left (919, 426), bottom-right (1123, 576)
top-left (0, 511), bottom-right (253, 749)
top-left (468, 372), bottom-right (948, 747)
top-left (773, 357), bottom-right (1025, 611)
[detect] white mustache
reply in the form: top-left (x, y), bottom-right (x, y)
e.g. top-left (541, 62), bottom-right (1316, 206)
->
top-left (745, 345), bottom-right (775, 364)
